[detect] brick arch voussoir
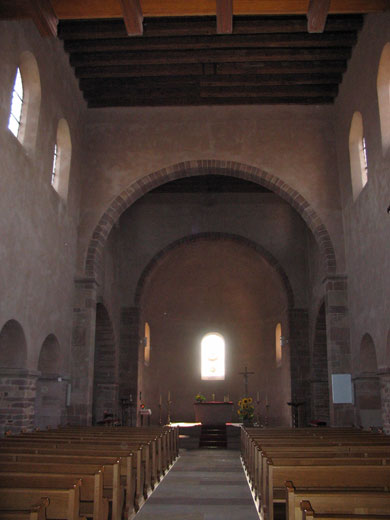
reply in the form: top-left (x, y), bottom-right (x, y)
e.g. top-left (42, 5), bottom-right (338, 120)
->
top-left (134, 232), bottom-right (295, 310)
top-left (85, 160), bottom-right (337, 279)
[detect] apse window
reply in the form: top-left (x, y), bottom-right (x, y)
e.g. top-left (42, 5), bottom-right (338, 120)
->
top-left (144, 322), bottom-right (151, 366)
top-left (201, 332), bottom-right (225, 380)
top-left (275, 323), bottom-right (282, 367)
top-left (51, 143), bottom-right (58, 186)
top-left (377, 42), bottom-right (390, 154)
top-left (8, 68), bottom-right (24, 138)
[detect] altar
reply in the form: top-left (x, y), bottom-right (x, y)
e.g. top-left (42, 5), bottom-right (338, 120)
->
top-left (193, 401), bottom-right (233, 425)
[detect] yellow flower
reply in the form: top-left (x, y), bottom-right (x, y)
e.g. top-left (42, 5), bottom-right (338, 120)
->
top-left (242, 403), bottom-right (248, 409)
top-left (238, 400), bottom-right (242, 406)
top-left (242, 398), bottom-right (249, 405)
top-left (248, 397), bottom-right (253, 404)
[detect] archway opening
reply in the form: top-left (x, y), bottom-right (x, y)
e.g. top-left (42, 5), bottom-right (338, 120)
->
top-left (35, 334), bottom-right (65, 429)
top-left (0, 320), bottom-right (29, 434)
top-left (138, 237), bottom-right (290, 425)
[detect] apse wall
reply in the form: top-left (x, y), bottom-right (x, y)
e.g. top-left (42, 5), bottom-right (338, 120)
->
top-left (138, 239), bottom-right (291, 425)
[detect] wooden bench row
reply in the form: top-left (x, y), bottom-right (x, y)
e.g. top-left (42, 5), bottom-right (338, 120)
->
top-left (0, 426), bottom-right (178, 520)
top-left (241, 427), bottom-right (390, 520)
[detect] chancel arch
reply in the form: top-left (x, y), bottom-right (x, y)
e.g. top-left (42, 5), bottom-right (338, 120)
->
top-left (35, 334), bottom-right (66, 429)
top-left (84, 161), bottom-right (337, 282)
top-left (354, 333), bottom-right (382, 429)
top-left (136, 235), bottom-right (291, 426)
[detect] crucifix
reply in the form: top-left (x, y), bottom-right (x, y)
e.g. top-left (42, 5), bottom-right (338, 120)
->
top-left (239, 366), bottom-right (255, 396)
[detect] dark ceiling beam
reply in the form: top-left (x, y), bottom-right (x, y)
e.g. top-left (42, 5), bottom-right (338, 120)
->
top-left (216, 0), bottom-right (233, 34)
top-left (79, 73), bottom-right (341, 92)
top-left (63, 32), bottom-right (357, 53)
top-left (58, 15), bottom-right (363, 40)
top-left (30, 0), bottom-right (58, 37)
top-left (307, 0), bottom-right (330, 33)
top-left (70, 47), bottom-right (351, 67)
top-left (119, 0), bottom-right (143, 36)
top-left (74, 60), bottom-right (347, 79)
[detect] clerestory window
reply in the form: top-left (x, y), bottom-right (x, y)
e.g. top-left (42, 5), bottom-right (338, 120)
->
top-left (8, 68), bottom-right (24, 138)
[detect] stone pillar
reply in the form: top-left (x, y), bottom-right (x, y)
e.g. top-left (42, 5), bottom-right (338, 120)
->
top-left (324, 275), bottom-right (354, 426)
top-left (0, 368), bottom-right (39, 435)
top-left (353, 374), bottom-right (382, 429)
top-left (289, 309), bottom-right (310, 426)
top-left (378, 370), bottom-right (390, 434)
top-left (119, 307), bottom-right (140, 425)
top-left (67, 278), bottom-right (99, 425)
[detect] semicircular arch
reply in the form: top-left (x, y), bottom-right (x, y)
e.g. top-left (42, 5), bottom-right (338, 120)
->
top-left (134, 232), bottom-right (295, 309)
top-left (85, 161), bottom-right (337, 280)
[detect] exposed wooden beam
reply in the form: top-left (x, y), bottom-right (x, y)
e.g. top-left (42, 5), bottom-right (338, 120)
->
top-left (58, 15), bottom-right (363, 40)
top-left (70, 47), bottom-right (351, 67)
top-left (63, 32), bottom-right (357, 54)
top-left (216, 0), bottom-right (233, 34)
top-left (30, 0), bottom-right (58, 37)
top-left (119, 0), bottom-right (143, 36)
top-left (307, 0), bottom-right (330, 33)
top-left (75, 60), bottom-right (347, 79)
top-left (50, 0), bottom-right (389, 19)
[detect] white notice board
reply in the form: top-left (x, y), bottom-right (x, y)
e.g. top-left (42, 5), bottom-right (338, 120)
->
top-left (331, 373), bottom-right (353, 404)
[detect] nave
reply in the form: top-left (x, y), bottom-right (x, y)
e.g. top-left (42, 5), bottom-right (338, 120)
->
top-left (135, 448), bottom-right (257, 520)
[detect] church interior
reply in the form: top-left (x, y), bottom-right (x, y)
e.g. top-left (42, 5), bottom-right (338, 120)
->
top-left (1, 1), bottom-right (390, 518)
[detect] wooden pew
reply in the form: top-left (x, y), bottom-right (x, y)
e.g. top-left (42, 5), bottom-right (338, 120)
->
top-left (0, 448), bottom-right (134, 518)
top-left (264, 463), bottom-right (390, 520)
top-left (0, 497), bottom-right (49, 520)
top-left (286, 482), bottom-right (390, 520)
top-left (300, 500), bottom-right (390, 520)
top-left (0, 473), bottom-right (105, 520)
top-left (0, 480), bottom-right (83, 520)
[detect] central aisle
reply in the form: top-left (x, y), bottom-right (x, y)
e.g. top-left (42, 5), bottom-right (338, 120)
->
top-left (135, 448), bottom-right (259, 520)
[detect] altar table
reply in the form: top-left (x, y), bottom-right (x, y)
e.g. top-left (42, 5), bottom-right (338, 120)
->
top-left (193, 401), bottom-right (233, 425)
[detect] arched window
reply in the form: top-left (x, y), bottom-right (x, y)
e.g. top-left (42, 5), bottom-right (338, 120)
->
top-left (377, 42), bottom-right (390, 155)
top-left (275, 323), bottom-right (282, 367)
top-left (201, 332), bottom-right (225, 380)
top-left (8, 52), bottom-right (41, 150)
top-left (144, 322), bottom-right (151, 366)
top-left (51, 119), bottom-right (72, 201)
top-left (349, 111), bottom-right (368, 200)
top-left (8, 68), bottom-right (24, 138)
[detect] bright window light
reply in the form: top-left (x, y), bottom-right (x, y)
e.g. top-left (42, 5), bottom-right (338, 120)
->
top-left (201, 333), bottom-right (225, 380)
top-left (8, 68), bottom-right (23, 138)
top-left (51, 143), bottom-right (58, 186)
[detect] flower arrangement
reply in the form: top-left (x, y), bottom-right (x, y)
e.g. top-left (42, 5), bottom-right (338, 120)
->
top-left (237, 396), bottom-right (254, 423)
top-left (195, 392), bottom-right (206, 403)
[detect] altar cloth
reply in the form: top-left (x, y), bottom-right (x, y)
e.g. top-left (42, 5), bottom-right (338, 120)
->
top-left (193, 401), bottom-right (233, 425)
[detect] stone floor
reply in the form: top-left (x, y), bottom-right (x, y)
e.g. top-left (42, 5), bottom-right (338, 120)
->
top-left (134, 448), bottom-right (259, 520)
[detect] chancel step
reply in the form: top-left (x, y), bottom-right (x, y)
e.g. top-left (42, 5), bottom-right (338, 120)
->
top-left (199, 424), bottom-right (227, 448)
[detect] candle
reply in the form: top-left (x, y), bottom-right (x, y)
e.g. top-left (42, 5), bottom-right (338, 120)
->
top-left (168, 391), bottom-right (171, 401)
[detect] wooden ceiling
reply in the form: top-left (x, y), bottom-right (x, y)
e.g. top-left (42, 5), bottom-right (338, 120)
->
top-left (2, 1), bottom-right (388, 107)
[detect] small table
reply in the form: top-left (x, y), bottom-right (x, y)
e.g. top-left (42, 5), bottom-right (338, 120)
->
top-left (139, 408), bottom-right (152, 426)
top-left (193, 401), bottom-right (233, 425)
